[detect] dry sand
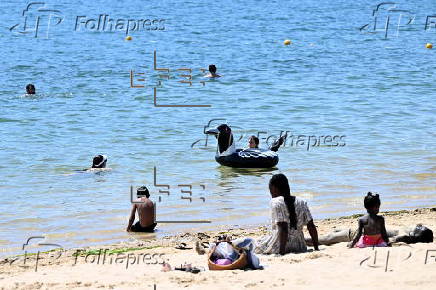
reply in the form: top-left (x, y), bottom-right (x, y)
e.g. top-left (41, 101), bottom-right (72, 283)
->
top-left (1, 208), bottom-right (435, 290)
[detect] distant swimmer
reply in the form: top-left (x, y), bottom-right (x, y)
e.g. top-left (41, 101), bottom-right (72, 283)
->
top-left (127, 186), bottom-right (157, 232)
top-left (26, 84), bottom-right (35, 95)
top-left (82, 154), bottom-right (111, 172)
top-left (92, 154), bottom-right (107, 168)
top-left (204, 64), bottom-right (221, 78)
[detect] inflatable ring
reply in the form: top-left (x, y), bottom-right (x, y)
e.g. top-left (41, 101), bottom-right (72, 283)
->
top-left (216, 148), bottom-right (278, 168)
top-left (205, 124), bottom-right (285, 168)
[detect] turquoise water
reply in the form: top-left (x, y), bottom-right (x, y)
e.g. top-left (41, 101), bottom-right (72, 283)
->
top-left (0, 0), bottom-right (435, 256)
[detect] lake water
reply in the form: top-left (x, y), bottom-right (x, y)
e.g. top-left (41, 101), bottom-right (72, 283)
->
top-left (0, 0), bottom-right (435, 257)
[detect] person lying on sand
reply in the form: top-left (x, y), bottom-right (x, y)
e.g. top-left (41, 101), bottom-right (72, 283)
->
top-left (127, 186), bottom-right (157, 232)
top-left (347, 192), bottom-right (389, 248)
top-left (255, 173), bottom-right (319, 255)
top-left (305, 224), bottom-right (433, 246)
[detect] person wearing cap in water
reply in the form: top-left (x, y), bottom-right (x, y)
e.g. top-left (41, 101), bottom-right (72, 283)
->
top-left (127, 186), bottom-right (157, 232)
top-left (204, 64), bottom-right (221, 78)
top-left (84, 154), bottom-right (111, 171)
top-left (92, 155), bottom-right (107, 168)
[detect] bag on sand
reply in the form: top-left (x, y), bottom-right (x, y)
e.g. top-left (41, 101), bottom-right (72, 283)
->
top-left (208, 241), bottom-right (248, 270)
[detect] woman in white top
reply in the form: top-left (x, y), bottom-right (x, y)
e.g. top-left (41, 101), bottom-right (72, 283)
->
top-left (256, 173), bottom-right (319, 255)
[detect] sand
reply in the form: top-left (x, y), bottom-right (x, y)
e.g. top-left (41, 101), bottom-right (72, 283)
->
top-left (1, 208), bottom-right (435, 290)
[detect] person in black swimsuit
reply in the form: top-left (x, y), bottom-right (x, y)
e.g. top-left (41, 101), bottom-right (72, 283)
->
top-left (127, 186), bottom-right (157, 232)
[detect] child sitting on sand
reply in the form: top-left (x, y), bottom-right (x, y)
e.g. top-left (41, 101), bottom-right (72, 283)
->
top-left (348, 192), bottom-right (390, 248)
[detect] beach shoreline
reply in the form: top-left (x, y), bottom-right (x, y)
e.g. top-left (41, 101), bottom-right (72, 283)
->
top-left (1, 207), bottom-right (435, 290)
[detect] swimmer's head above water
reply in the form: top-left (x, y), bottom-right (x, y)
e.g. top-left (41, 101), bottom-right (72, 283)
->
top-left (92, 154), bottom-right (107, 168)
top-left (209, 64), bottom-right (217, 74)
top-left (26, 84), bottom-right (35, 95)
top-left (206, 64), bottom-right (221, 78)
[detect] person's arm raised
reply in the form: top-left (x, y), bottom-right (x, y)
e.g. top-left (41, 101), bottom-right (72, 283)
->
top-left (307, 220), bottom-right (319, 251)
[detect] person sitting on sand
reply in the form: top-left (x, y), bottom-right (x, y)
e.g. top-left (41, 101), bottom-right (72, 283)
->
top-left (306, 224), bottom-right (433, 246)
top-left (306, 228), bottom-right (397, 246)
top-left (127, 186), bottom-right (157, 232)
top-left (255, 173), bottom-right (319, 255)
top-left (348, 192), bottom-right (389, 248)
top-left (248, 135), bottom-right (259, 149)
top-left (26, 84), bottom-right (35, 95)
top-left (204, 64), bottom-right (221, 78)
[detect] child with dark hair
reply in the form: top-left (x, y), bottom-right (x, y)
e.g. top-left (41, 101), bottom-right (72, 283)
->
top-left (348, 192), bottom-right (389, 248)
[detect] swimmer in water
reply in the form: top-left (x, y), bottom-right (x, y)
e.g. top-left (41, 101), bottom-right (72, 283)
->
top-left (127, 186), bottom-right (157, 232)
top-left (248, 135), bottom-right (259, 149)
top-left (26, 84), bottom-right (35, 95)
top-left (83, 155), bottom-right (111, 171)
top-left (204, 64), bottom-right (221, 78)
top-left (92, 155), bottom-right (107, 168)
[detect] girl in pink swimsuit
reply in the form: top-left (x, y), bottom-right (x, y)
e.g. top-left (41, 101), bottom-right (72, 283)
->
top-left (348, 192), bottom-right (390, 248)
